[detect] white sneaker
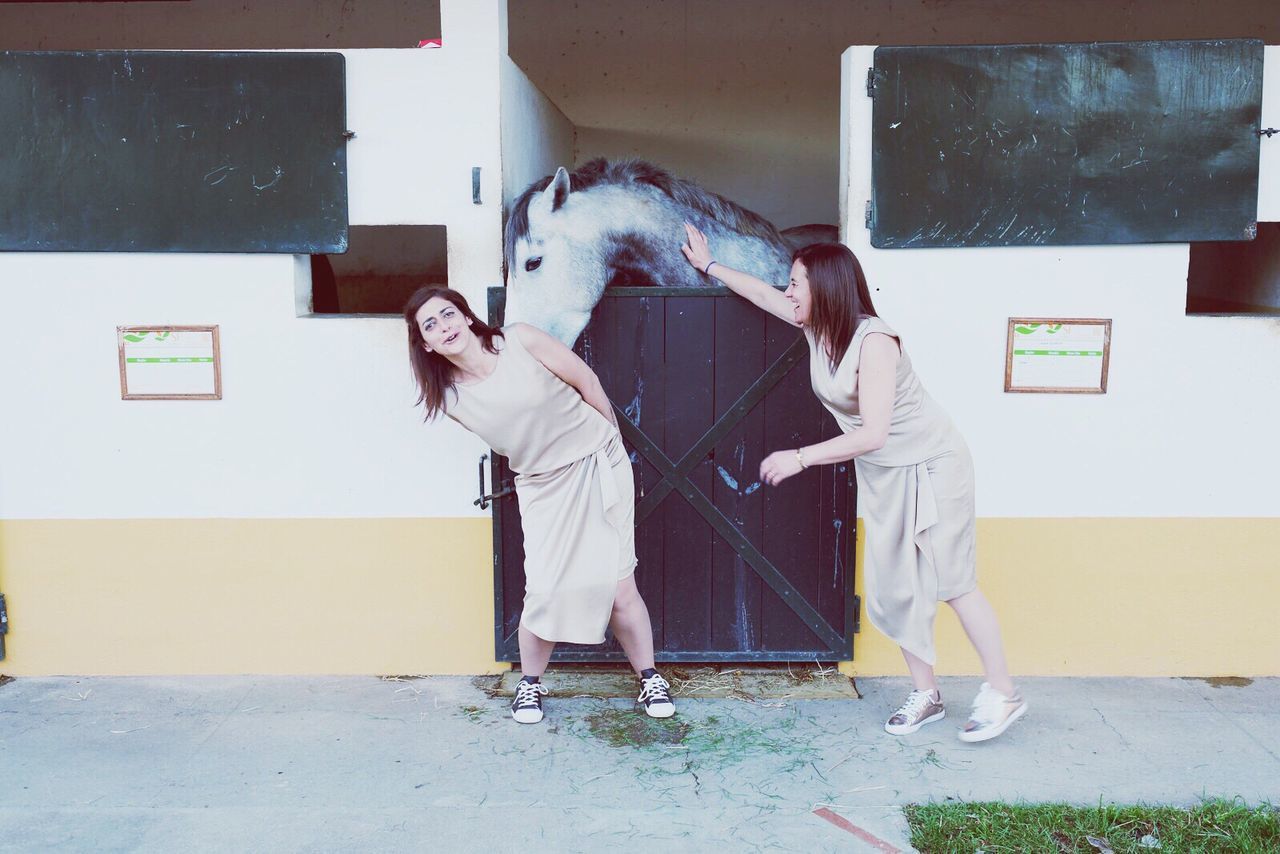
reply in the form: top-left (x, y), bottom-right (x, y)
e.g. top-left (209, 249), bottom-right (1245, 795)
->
top-left (958, 682), bottom-right (1027, 742)
top-left (884, 689), bottom-right (946, 735)
top-left (637, 672), bottom-right (675, 719)
top-left (511, 679), bottom-right (548, 724)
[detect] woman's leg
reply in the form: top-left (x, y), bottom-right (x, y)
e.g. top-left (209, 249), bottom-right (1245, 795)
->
top-left (517, 624), bottom-right (555, 677)
top-left (610, 575), bottom-right (673, 718)
top-left (608, 575), bottom-right (655, 675)
top-left (901, 646), bottom-right (940, 694)
top-left (945, 588), bottom-right (1015, 696)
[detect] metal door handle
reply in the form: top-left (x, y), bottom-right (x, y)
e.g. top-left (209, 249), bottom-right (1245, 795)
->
top-left (474, 453), bottom-right (515, 509)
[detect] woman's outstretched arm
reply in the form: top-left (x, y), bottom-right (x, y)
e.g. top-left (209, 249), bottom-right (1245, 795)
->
top-left (681, 223), bottom-right (800, 327)
top-left (512, 323), bottom-right (619, 429)
top-left (759, 333), bottom-right (898, 486)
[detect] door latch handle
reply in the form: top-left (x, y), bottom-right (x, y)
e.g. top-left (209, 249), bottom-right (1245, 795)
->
top-left (475, 453), bottom-right (515, 509)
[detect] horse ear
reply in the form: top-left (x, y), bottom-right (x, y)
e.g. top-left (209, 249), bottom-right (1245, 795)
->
top-left (541, 166), bottom-right (571, 213)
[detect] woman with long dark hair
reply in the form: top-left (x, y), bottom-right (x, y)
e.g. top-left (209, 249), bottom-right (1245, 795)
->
top-left (679, 225), bottom-right (1025, 743)
top-left (404, 286), bottom-right (674, 724)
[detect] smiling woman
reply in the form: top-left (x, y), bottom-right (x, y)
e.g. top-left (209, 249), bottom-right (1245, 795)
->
top-left (676, 231), bottom-right (1027, 743)
top-left (401, 285), bottom-right (676, 725)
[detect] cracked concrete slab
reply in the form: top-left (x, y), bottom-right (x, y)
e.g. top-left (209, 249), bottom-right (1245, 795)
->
top-left (1, 675), bottom-right (1276, 852)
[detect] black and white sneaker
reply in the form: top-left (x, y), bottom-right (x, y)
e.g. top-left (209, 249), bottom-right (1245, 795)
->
top-left (637, 670), bottom-right (675, 719)
top-left (511, 678), bottom-right (548, 724)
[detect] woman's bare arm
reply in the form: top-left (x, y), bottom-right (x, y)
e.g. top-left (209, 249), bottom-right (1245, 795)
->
top-left (797, 333), bottom-right (896, 464)
top-left (512, 323), bottom-right (619, 428)
top-left (681, 223), bottom-right (800, 327)
top-left (758, 333), bottom-right (899, 485)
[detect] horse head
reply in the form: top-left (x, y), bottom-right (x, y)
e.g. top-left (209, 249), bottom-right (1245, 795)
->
top-left (505, 159), bottom-right (807, 346)
top-left (504, 167), bottom-right (607, 345)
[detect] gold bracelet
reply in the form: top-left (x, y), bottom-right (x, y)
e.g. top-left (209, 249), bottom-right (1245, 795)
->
top-left (795, 447), bottom-right (807, 469)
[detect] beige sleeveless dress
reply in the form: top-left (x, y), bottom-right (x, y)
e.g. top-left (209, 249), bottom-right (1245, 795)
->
top-left (807, 316), bottom-right (977, 665)
top-left (446, 327), bottom-right (636, 644)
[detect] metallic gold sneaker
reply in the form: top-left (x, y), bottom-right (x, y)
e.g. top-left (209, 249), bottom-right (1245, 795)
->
top-left (958, 682), bottom-right (1027, 743)
top-left (884, 688), bottom-right (945, 735)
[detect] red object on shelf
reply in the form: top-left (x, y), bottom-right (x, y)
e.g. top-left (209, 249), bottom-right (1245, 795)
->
top-left (417, 38), bottom-right (442, 49)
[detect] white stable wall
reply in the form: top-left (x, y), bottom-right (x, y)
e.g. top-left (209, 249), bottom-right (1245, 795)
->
top-left (0, 0), bottom-right (510, 521)
top-left (0, 253), bottom-right (488, 520)
top-left (344, 11), bottom-right (505, 306)
top-left (839, 46), bottom-right (1280, 519)
top-left (500, 57), bottom-right (575, 214)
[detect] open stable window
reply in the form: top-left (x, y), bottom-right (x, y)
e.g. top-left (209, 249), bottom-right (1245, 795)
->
top-left (309, 225), bottom-right (448, 315)
top-left (0, 50), bottom-right (348, 253)
top-left (1187, 222), bottom-right (1280, 316)
top-left (869, 39), bottom-right (1264, 248)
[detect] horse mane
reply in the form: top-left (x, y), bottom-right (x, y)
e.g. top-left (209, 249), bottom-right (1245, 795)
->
top-left (504, 158), bottom-right (787, 268)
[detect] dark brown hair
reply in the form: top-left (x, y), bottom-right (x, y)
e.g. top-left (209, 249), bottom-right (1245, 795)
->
top-left (403, 286), bottom-right (504, 420)
top-left (793, 242), bottom-right (879, 369)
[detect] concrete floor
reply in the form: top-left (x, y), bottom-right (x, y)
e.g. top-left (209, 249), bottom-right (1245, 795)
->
top-left (1, 673), bottom-right (1276, 853)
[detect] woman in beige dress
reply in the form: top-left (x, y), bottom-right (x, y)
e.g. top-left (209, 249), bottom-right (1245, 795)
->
top-left (404, 286), bottom-right (674, 724)
top-left (680, 227), bottom-right (1026, 743)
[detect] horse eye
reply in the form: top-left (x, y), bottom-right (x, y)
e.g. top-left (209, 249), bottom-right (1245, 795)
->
top-left (524, 256), bottom-right (543, 273)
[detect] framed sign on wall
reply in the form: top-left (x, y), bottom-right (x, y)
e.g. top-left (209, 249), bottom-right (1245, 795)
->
top-left (1005, 318), bottom-right (1111, 394)
top-left (117, 325), bottom-right (222, 400)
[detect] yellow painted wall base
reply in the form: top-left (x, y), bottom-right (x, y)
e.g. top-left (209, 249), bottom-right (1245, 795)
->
top-left (839, 517), bottom-right (1280, 678)
top-left (1, 517), bottom-right (1276, 676)
top-left (0, 518), bottom-right (506, 676)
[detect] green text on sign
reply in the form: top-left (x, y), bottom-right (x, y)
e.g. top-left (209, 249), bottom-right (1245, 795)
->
top-left (1013, 350), bottom-right (1102, 356)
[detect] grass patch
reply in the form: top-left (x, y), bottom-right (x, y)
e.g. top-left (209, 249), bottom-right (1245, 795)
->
top-left (680, 713), bottom-right (814, 761)
top-left (579, 705), bottom-right (819, 774)
top-left (906, 799), bottom-right (1279, 853)
top-left (583, 706), bottom-right (691, 748)
top-left (458, 704), bottom-right (491, 723)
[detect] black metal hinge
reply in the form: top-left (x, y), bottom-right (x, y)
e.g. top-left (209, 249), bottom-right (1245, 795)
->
top-left (0, 593), bottom-right (8, 661)
top-left (866, 67), bottom-right (879, 97)
top-left (864, 200), bottom-right (874, 230)
top-left (852, 594), bottom-right (861, 634)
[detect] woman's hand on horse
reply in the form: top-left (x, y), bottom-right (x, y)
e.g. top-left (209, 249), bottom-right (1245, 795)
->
top-left (681, 222), bottom-right (713, 271)
top-left (759, 448), bottom-right (804, 487)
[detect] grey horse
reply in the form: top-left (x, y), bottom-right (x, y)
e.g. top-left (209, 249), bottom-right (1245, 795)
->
top-left (504, 158), bottom-right (835, 345)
